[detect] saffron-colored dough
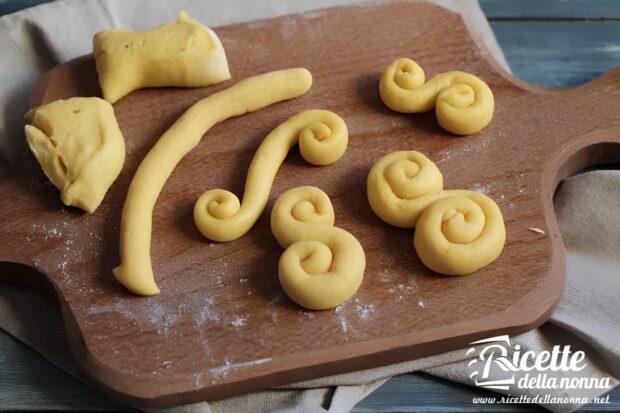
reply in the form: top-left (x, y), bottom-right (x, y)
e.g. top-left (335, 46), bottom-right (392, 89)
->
top-left (113, 68), bottom-right (312, 296)
top-left (24, 97), bottom-right (125, 213)
top-left (379, 58), bottom-right (494, 135)
top-left (194, 110), bottom-right (348, 242)
top-left (414, 194), bottom-right (505, 275)
top-left (271, 186), bottom-right (365, 310)
top-left (367, 151), bottom-right (505, 275)
top-left (368, 151), bottom-right (475, 227)
top-left (93, 11), bottom-right (230, 103)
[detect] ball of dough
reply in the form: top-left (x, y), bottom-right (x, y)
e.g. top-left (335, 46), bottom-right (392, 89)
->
top-left (24, 97), bottom-right (125, 212)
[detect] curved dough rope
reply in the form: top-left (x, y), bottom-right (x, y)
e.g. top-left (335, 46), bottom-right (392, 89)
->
top-left (271, 186), bottom-right (365, 310)
top-left (379, 58), bottom-right (494, 135)
top-left (194, 110), bottom-right (347, 242)
top-left (114, 68), bottom-right (313, 296)
top-left (367, 151), bottom-right (505, 275)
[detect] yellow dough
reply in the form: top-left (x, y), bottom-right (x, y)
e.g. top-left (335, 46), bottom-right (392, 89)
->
top-left (194, 110), bottom-right (348, 242)
top-left (367, 151), bottom-right (469, 228)
top-left (414, 194), bottom-right (505, 275)
top-left (24, 97), bottom-right (125, 213)
top-left (114, 68), bottom-right (312, 296)
top-left (93, 11), bottom-right (230, 103)
top-left (367, 151), bottom-right (505, 275)
top-left (379, 58), bottom-right (494, 135)
top-left (271, 186), bottom-right (365, 310)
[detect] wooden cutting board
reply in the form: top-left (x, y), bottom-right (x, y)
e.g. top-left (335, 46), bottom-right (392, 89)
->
top-left (1, 1), bottom-right (620, 407)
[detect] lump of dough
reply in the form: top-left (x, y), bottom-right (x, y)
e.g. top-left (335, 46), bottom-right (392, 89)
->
top-left (24, 97), bottom-right (125, 213)
top-left (93, 11), bottom-right (231, 103)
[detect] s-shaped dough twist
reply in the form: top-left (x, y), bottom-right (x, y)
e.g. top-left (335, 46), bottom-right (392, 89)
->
top-left (379, 58), bottom-right (494, 135)
top-left (114, 68), bottom-right (312, 296)
top-left (367, 151), bottom-right (505, 275)
top-left (271, 186), bottom-right (365, 310)
top-left (194, 110), bottom-right (347, 242)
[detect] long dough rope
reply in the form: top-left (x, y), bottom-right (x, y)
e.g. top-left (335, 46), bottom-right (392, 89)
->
top-left (271, 186), bottom-right (365, 310)
top-left (367, 151), bottom-right (505, 275)
top-left (194, 110), bottom-right (347, 242)
top-left (379, 58), bottom-right (494, 135)
top-left (114, 68), bottom-right (313, 296)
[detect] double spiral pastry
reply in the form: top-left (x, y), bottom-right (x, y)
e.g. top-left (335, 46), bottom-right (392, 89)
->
top-left (367, 151), bottom-right (505, 275)
top-left (379, 58), bottom-right (494, 135)
top-left (194, 110), bottom-right (348, 242)
top-left (271, 186), bottom-right (365, 310)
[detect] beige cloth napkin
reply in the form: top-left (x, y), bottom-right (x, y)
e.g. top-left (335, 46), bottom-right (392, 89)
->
top-left (0, 1), bottom-right (618, 412)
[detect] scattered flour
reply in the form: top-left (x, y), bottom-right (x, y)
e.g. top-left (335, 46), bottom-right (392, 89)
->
top-left (31, 222), bottom-right (67, 241)
top-left (195, 295), bottom-right (219, 326)
top-left (378, 268), bottom-right (392, 283)
top-left (209, 357), bottom-right (272, 382)
top-left (387, 282), bottom-right (417, 302)
top-left (58, 260), bottom-right (68, 277)
top-left (146, 303), bottom-right (181, 337)
top-left (299, 310), bottom-right (315, 319)
top-left (470, 183), bottom-right (490, 195)
top-left (87, 292), bottom-right (221, 337)
top-left (194, 372), bottom-right (204, 388)
top-left (334, 304), bottom-right (349, 337)
top-left (231, 315), bottom-right (248, 328)
top-left (355, 303), bottom-right (375, 320)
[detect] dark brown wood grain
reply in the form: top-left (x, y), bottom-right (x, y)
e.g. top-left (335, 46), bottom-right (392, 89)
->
top-left (1, 1), bottom-right (620, 407)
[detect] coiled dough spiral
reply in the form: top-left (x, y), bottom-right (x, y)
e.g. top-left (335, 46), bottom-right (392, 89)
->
top-left (379, 58), bottom-right (494, 135)
top-left (271, 186), bottom-right (365, 310)
top-left (367, 151), bottom-right (505, 275)
top-left (113, 68), bottom-right (312, 296)
top-left (194, 110), bottom-right (347, 242)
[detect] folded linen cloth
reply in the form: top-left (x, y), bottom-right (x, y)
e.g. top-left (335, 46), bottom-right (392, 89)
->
top-left (0, 1), bottom-right (617, 412)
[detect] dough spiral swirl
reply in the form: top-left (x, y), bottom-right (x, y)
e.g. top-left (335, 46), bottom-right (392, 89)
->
top-left (194, 110), bottom-right (347, 242)
top-left (379, 58), bottom-right (494, 135)
top-left (367, 151), bottom-right (505, 275)
top-left (271, 186), bottom-right (365, 310)
top-left (113, 68), bottom-right (312, 296)
top-left (414, 194), bottom-right (505, 275)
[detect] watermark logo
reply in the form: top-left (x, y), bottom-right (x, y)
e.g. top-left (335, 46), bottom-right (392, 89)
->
top-left (466, 335), bottom-right (611, 392)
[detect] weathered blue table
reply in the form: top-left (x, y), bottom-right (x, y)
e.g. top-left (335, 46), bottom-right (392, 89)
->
top-left (0, 0), bottom-right (619, 411)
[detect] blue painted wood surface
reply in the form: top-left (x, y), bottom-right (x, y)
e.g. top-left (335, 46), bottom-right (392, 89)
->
top-left (480, 0), bottom-right (620, 19)
top-left (491, 21), bottom-right (620, 86)
top-left (0, 0), bottom-right (52, 15)
top-left (0, 0), bottom-right (619, 411)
